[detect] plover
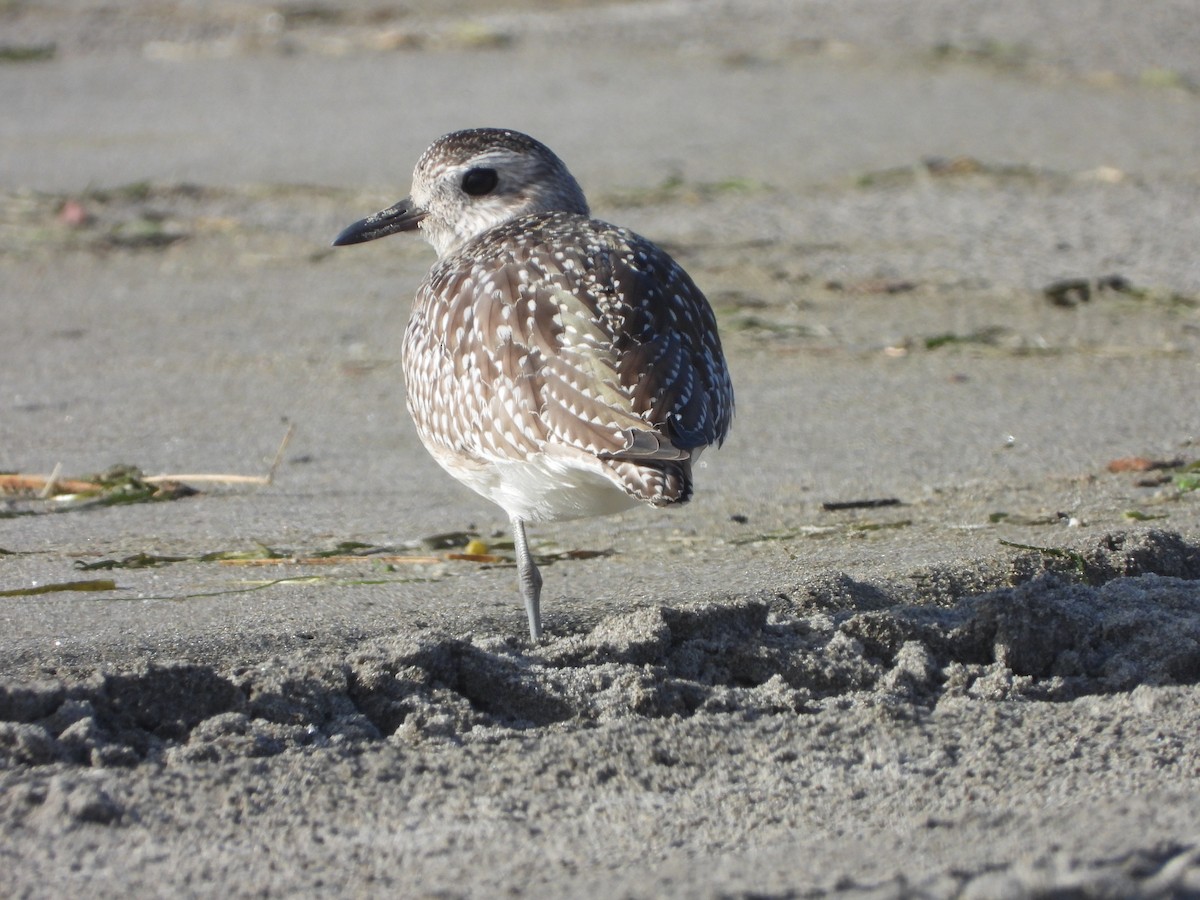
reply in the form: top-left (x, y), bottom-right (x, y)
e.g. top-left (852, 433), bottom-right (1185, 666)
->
top-left (334, 128), bottom-right (733, 641)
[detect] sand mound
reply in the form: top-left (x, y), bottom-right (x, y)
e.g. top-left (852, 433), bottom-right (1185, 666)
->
top-left (3, 530), bottom-right (1197, 771)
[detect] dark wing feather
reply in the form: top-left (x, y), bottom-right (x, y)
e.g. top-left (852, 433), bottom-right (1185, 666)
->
top-left (587, 229), bottom-right (734, 453)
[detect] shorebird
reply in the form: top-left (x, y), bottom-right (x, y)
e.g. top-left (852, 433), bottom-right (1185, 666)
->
top-left (334, 128), bottom-right (733, 641)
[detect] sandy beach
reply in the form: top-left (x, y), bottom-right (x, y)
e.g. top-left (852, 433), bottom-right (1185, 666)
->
top-left (2, 1), bottom-right (1199, 896)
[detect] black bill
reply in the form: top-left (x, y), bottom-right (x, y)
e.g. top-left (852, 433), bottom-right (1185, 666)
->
top-left (332, 197), bottom-right (427, 246)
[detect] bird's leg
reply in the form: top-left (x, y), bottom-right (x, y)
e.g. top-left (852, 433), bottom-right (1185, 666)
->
top-left (510, 515), bottom-right (543, 642)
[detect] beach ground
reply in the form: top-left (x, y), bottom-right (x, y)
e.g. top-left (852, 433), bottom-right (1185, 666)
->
top-left (2, 1), bottom-right (1199, 896)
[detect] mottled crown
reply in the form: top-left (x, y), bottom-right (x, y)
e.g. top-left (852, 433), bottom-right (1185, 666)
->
top-left (410, 128), bottom-right (590, 258)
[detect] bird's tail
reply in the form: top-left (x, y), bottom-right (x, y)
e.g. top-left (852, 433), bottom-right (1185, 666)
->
top-left (600, 457), bottom-right (693, 507)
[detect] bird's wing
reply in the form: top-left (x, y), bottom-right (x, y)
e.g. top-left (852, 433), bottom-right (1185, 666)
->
top-left (590, 227), bottom-right (734, 454)
top-left (414, 215), bottom-right (733, 466)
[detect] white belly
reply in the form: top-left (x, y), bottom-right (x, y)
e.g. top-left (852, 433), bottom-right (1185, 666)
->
top-left (425, 443), bottom-right (641, 523)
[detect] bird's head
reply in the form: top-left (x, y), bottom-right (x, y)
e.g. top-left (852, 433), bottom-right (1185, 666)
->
top-left (333, 128), bottom-right (590, 258)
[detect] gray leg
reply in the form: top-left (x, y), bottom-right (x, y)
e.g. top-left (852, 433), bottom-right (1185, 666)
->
top-left (511, 515), bottom-right (543, 642)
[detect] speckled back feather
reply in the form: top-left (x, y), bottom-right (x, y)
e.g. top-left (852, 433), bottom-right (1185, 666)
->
top-left (403, 210), bottom-right (733, 508)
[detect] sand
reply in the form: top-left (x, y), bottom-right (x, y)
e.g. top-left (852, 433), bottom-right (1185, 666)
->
top-left (2, 0), bottom-right (1199, 896)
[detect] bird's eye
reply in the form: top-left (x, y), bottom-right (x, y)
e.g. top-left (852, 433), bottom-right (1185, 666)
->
top-left (461, 167), bottom-right (499, 196)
